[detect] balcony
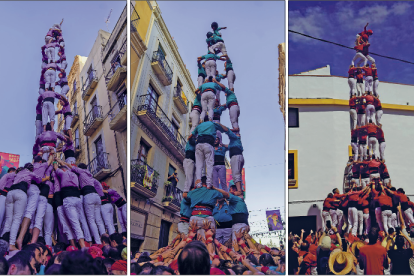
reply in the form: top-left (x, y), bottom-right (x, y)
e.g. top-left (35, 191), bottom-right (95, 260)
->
top-left (74, 138), bottom-right (81, 157)
top-left (83, 106), bottom-right (104, 136)
top-left (82, 70), bottom-right (98, 101)
top-left (105, 61), bottom-right (126, 92)
top-left (173, 86), bottom-right (188, 114)
top-left (109, 93), bottom-right (127, 132)
top-left (135, 94), bottom-right (186, 162)
top-left (130, 159), bottom-right (159, 199)
top-left (88, 152), bottom-right (111, 180)
top-left (151, 50), bottom-right (173, 86)
top-left (162, 184), bottom-right (183, 213)
top-left (120, 39), bottom-right (127, 66)
top-left (102, 5), bottom-right (127, 63)
top-left (71, 107), bottom-right (79, 128)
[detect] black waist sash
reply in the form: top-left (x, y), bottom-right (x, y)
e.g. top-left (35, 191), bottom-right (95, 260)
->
top-left (115, 197), bottom-right (126, 208)
top-left (231, 213), bottom-right (249, 225)
top-left (101, 195), bottom-right (110, 205)
top-left (39, 183), bottom-right (50, 197)
top-left (217, 220), bottom-right (233, 229)
top-left (229, 148), bottom-right (243, 158)
top-left (197, 135), bottom-right (215, 146)
top-left (61, 186), bottom-right (80, 200)
top-left (185, 151), bottom-right (196, 162)
top-left (64, 150), bottom-right (75, 159)
top-left (44, 97), bottom-right (55, 104)
top-left (9, 182), bottom-right (29, 194)
top-left (64, 112), bottom-right (72, 118)
top-left (81, 185), bottom-right (97, 196)
top-left (36, 114), bottom-right (42, 121)
top-left (214, 155), bottom-right (225, 166)
top-left (54, 191), bottom-right (63, 207)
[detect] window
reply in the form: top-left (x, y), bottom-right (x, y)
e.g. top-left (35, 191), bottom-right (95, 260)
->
top-left (95, 136), bottom-right (104, 157)
top-left (138, 141), bottom-right (150, 163)
top-left (74, 101), bottom-right (78, 115)
top-left (75, 129), bottom-right (80, 149)
top-left (288, 108), bottom-right (299, 128)
top-left (146, 84), bottom-right (159, 112)
top-left (171, 121), bottom-right (179, 139)
top-left (288, 150), bottom-right (298, 189)
top-left (87, 65), bottom-right (94, 81)
top-left (158, 220), bottom-right (171, 249)
top-left (111, 54), bottom-right (121, 72)
top-left (73, 80), bottom-right (77, 91)
top-left (168, 164), bottom-right (176, 178)
top-left (91, 97), bottom-right (99, 118)
top-left (158, 44), bottom-right (166, 59)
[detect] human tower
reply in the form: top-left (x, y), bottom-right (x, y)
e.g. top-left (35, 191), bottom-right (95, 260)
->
top-left (321, 23), bottom-right (414, 238)
top-left (0, 21), bottom-right (127, 252)
top-left (147, 22), bottom-right (277, 264)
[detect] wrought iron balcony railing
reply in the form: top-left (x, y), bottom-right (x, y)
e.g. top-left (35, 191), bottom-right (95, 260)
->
top-left (174, 86), bottom-right (188, 106)
top-left (131, 3), bottom-right (140, 32)
top-left (88, 152), bottom-right (111, 176)
top-left (83, 105), bottom-right (103, 130)
top-left (152, 50), bottom-right (173, 84)
top-left (109, 93), bottom-right (127, 121)
top-left (82, 70), bottom-right (98, 98)
top-left (164, 184), bottom-right (183, 207)
top-left (105, 56), bottom-right (125, 85)
top-left (131, 159), bottom-right (159, 194)
top-left (136, 94), bottom-right (186, 153)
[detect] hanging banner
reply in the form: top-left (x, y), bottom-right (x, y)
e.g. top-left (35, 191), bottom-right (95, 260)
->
top-left (226, 168), bottom-right (246, 191)
top-left (143, 164), bottom-right (154, 189)
top-left (266, 209), bottom-right (283, 231)
top-left (0, 152), bottom-right (20, 179)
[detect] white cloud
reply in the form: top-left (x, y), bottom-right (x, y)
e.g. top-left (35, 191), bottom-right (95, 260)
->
top-left (390, 2), bottom-right (411, 15)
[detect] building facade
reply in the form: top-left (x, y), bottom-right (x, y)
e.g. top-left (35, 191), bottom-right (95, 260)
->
top-left (130, 1), bottom-right (196, 253)
top-left (57, 6), bottom-right (127, 232)
top-left (278, 43), bottom-right (286, 120)
top-left (288, 65), bottom-right (414, 232)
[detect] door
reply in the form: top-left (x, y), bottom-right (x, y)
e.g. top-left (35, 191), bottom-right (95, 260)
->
top-left (146, 84), bottom-right (159, 113)
top-left (288, 216), bottom-right (316, 238)
top-left (158, 220), bottom-right (171, 249)
top-left (138, 141), bottom-right (150, 164)
top-left (90, 97), bottom-right (99, 119)
top-left (95, 136), bottom-right (105, 171)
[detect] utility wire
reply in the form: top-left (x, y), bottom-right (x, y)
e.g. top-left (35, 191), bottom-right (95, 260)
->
top-left (289, 30), bottom-right (414, 65)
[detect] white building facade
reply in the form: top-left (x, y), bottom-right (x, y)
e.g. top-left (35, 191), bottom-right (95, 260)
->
top-left (288, 65), bottom-right (414, 232)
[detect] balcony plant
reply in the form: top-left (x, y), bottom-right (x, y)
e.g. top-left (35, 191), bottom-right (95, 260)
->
top-left (162, 195), bottom-right (173, 207)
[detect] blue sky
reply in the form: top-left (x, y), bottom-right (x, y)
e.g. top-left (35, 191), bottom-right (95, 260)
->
top-left (289, 1), bottom-right (414, 84)
top-left (0, 1), bottom-right (125, 165)
top-left (158, 1), bottom-right (286, 232)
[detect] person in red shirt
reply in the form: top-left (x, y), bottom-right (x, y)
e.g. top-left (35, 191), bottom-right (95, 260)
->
top-left (349, 94), bottom-right (357, 130)
top-left (322, 193), bottom-right (340, 232)
top-left (366, 120), bottom-right (379, 158)
top-left (347, 185), bottom-right (365, 236)
top-left (356, 96), bottom-right (366, 127)
top-left (373, 96), bottom-right (382, 125)
top-left (372, 63), bottom-right (379, 97)
top-left (355, 68), bottom-right (365, 96)
top-left (331, 188), bottom-right (346, 229)
top-left (298, 241), bottom-right (317, 275)
top-left (351, 161), bottom-right (361, 186)
top-left (377, 125), bottom-right (386, 160)
top-left (359, 190), bottom-right (371, 235)
top-left (363, 64), bottom-right (373, 94)
top-left (338, 188), bottom-right (350, 235)
top-left (364, 92), bottom-right (376, 125)
top-left (352, 45), bottom-right (367, 68)
top-left (379, 160), bottom-right (390, 186)
top-left (406, 199), bottom-right (414, 226)
top-left (357, 23), bottom-right (373, 45)
top-left (357, 125), bottom-right (368, 161)
top-left (358, 226), bottom-right (389, 275)
top-left (359, 156), bottom-right (370, 188)
top-left (368, 155), bottom-right (381, 181)
top-left (371, 182), bottom-right (393, 233)
top-left (348, 65), bottom-right (357, 97)
top-left (351, 128), bottom-right (359, 161)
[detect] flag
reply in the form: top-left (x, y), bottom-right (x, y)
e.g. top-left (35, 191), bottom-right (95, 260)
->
top-left (266, 210), bottom-right (283, 231)
top-left (0, 152), bottom-right (19, 179)
top-left (143, 164), bottom-right (154, 189)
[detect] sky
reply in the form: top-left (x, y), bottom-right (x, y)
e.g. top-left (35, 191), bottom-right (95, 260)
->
top-left (158, 1), bottom-right (286, 234)
top-left (289, 1), bottom-right (414, 84)
top-left (0, 1), bottom-right (125, 165)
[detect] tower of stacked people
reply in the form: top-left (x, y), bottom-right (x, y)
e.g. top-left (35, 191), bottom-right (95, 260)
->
top-left (144, 22), bottom-right (279, 265)
top-left (321, 22), bottom-right (414, 239)
top-left (0, 20), bottom-right (127, 252)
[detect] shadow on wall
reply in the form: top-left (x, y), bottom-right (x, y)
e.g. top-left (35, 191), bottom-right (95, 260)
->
top-left (308, 204), bottom-right (323, 231)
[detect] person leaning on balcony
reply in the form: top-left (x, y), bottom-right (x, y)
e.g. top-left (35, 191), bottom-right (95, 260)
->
top-left (188, 117), bottom-right (224, 190)
top-left (215, 123), bottom-right (244, 196)
top-left (102, 182), bottom-right (127, 238)
top-left (167, 170), bottom-right (179, 188)
top-left (183, 135), bottom-right (196, 193)
top-left (183, 180), bottom-right (229, 239)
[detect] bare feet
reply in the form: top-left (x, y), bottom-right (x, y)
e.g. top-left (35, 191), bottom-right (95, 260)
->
top-left (16, 239), bottom-right (23, 250)
top-left (10, 244), bottom-right (18, 251)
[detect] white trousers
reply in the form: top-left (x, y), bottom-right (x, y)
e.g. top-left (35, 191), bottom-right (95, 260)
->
top-left (329, 209), bottom-right (338, 227)
top-left (373, 80), bottom-right (379, 97)
top-left (25, 185), bottom-right (40, 220)
top-left (42, 101), bottom-right (55, 125)
top-left (213, 165), bottom-right (228, 191)
top-left (357, 210), bottom-right (364, 235)
top-left (31, 195), bottom-right (47, 231)
top-left (359, 143), bottom-right (367, 161)
top-left (404, 209), bottom-right (414, 225)
top-left (376, 110), bottom-right (383, 126)
top-left (0, 195), bottom-right (6, 232)
top-left (357, 82), bottom-right (364, 96)
top-left (361, 178), bottom-right (370, 188)
top-left (229, 104), bottom-right (240, 130)
top-left (379, 142), bottom-right (386, 160)
top-left (357, 114), bottom-right (366, 127)
top-left (195, 143), bottom-right (214, 187)
top-left (348, 207), bottom-right (358, 235)
top-left (351, 142), bottom-right (359, 161)
top-left (382, 210), bottom-right (392, 233)
top-left (370, 173), bottom-right (380, 182)
top-left (366, 105), bottom-right (375, 124)
top-left (43, 203), bottom-right (54, 246)
top-left (227, 70), bottom-right (235, 90)
top-left (205, 60), bottom-right (217, 79)
top-left (375, 207), bottom-right (384, 231)
top-left (350, 109), bottom-right (357, 130)
top-left (366, 55), bottom-right (375, 64)
top-left (322, 211), bottom-right (331, 231)
top-left (101, 203), bottom-right (115, 235)
top-left (2, 189), bottom-right (27, 245)
top-left (83, 193), bottom-right (105, 244)
top-left (337, 209), bottom-right (344, 234)
top-left (368, 137), bottom-right (378, 157)
top-left (63, 197), bottom-right (85, 240)
top-left (57, 205), bottom-right (74, 241)
top-left (209, 42), bottom-right (227, 56)
top-left (36, 120), bottom-right (43, 138)
top-left (190, 109), bottom-right (200, 133)
top-left (44, 70), bottom-right (56, 89)
top-left (363, 213), bottom-right (370, 235)
top-left (66, 157), bottom-right (76, 165)
top-left (117, 204), bottom-right (127, 233)
top-left (61, 60), bottom-right (68, 70)
top-left (183, 158), bottom-right (195, 193)
top-left (45, 47), bottom-right (55, 63)
top-left (197, 76), bottom-right (205, 87)
top-left (78, 195), bottom-right (92, 242)
top-left (230, 154), bottom-right (244, 184)
top-left (348, 78), bottom-right (357, 97)
top-left (200, 91), bottom-right (216, 122)
top-left (61, 84), bottom-right (70, 96)
top-left (352, 52), bottom-right (367, 67)
top-left (383, 178), bottom-right (391, 186)
top-left (42, 146), bottom-right (56, 161)
top-left (178, 222), bottom-right (190, 235)
top-left (365, 76), bottom-right (373, 92)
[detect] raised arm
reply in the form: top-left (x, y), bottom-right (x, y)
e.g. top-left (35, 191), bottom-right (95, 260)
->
top-left (212, 186), bottom-right (229, 199)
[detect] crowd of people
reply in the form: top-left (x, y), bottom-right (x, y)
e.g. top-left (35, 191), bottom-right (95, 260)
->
top-left (0, 20), bottom-right (128, 274)
top-left (287, 23), bottom-right (414, 275)
top-left (0, 232), bottom-right (127, 274)
top-left (130, 22), bottom-right (285, 275)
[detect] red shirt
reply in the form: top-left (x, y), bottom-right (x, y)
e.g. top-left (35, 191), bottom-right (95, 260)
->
top-left (358, 126), bottom-right (368, 141)
top-left (408, 201), bottom-right (414, 209)
top-left (378, 193), bottom-right (392, 207)
top-left (348, 190), bottom-right (363, 203)
top-left (379, 163), bottom-right (389, 177)
top-left (366, 124), bottom-right (377, 137)
top-left (309, 244), bottom-right (318, 256)
top-left (323, 198), bottom-right (336, 211)
top-left (372, 68), bottom-right (378, 79)
top-left (368, 159), bottom-right (381, 174)
top-left (359, 242), bottom-right (388, 275)
top-left (356, 70), bottom-right (364, 80)
top-left (362, 44), bottom-right (370, 56)
top-left (360, 161), bottom-right (370, 178)
top-left (354, 44), bottom-right (364, 52)
top-left (340, 197), bottom-right (349, 209)
top-left (351, 129), bottom-right (358, 141)
top-left (359, 193), bottom-right (370, 208)
top-left (363, 67), bottom-right (373, 77)
top-left (348, 68), bottom-right (356, 78)
top-left (349, 97), bottom-right (357, 109)
top-left (352, 163), bottom-right (361, 178)
top-left (374, 97), bottom-right (382, 109)
top-left (395, 192), bottom-right (408, 203)
top-left (301, 253), bottom-right (317, 275)
top-left (365, 95), bottom-right (374, 105)
top-left (376, 128), bottom-right (385, 142)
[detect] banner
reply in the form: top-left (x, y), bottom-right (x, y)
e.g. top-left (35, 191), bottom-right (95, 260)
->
top-left (0, 152), bottom-right (20, 179)
top-left (266, 210), bottom-right (283, 231)
top-left (225, 168), bottom-right (246, 191)
top-left (143, 164), bottom-right (154, 189)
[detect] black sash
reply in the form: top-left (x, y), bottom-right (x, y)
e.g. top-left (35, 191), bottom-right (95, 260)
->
top-left (54, 191), bottom-right (63, 207)
top-left (217, 220), bottom-right (233, 229)
top-left (185, 151), bottom-right (196, 162)
top-left (115, 197), bottom-right (126, 208)
top-left (44, 97), bottom-right (55, 104)
top-left (197, 135), bottom-right (215, 146)
top-left (61, 186), bottom-right (80, 200)
top-left (9, 182), bottom-right (29, 194)
top-left (231, 213), bottom-right (249, 225)
top-left (81, 185), bottom-right (97, 196)
top-left (229, 148), bottom-right (243, 158)
top-left (39, 183), bottom-right (50, 197)
top-left (64, 150), bottom-right (75, 159)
